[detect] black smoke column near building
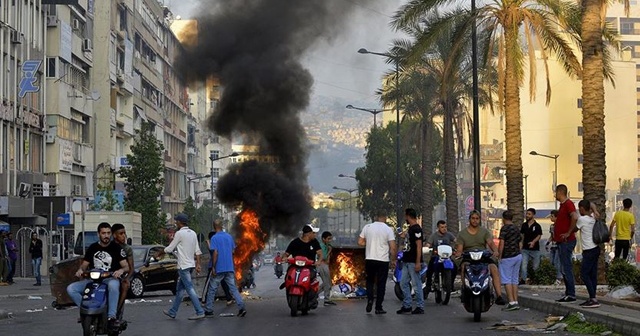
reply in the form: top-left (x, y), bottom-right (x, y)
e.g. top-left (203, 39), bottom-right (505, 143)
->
top-left (175, 0), bottom-right (353, 236)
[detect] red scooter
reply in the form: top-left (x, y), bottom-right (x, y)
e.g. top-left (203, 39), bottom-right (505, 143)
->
top-left (282, 256), bottom-right (319, 317)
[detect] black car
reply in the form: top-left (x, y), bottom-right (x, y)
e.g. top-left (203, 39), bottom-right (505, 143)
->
top-left (128, 245), bottom-right (179, 298)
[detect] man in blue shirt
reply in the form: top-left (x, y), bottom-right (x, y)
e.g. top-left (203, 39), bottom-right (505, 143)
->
top-left (204, 221), bottom-right (247, 317)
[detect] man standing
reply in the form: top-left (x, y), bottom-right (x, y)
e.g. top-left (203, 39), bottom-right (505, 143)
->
top-left (576, 200), bottom-right (600, 308)
top-left (111, 224), bottom-right (134, 315)
top-left (425, 220), bottom-right (457, 294)
top-left (203, 220), bottom-right (247, 317)
top-left (609, 198), bottom-right (635, 260)
top-left (547, 211), bottom-right (563, 285)
top-left (397, 208), bottom-right (425, 315)
top-left (0, 231), bottom-right (9, 285)
top-left (283, 224), bottom-right (323, 309)
top-left (160, 213), bottom-right (205, 320)
top-left (555, 184), bottom-right (579, 303)
top-left (520, 208), bottom-right (542, 284)
top-left (29, 232), bottom-right (43, 286)
top-left (66, 223), bottom-right (129, 328)
top-left (498, 210), bottom-right (522, 311)
top-left (358, 211), bottom-right (396, 315)
top-left (5, 232), bottom-right (18, 284)
top-left (318, 231), bottom-right (336, 306)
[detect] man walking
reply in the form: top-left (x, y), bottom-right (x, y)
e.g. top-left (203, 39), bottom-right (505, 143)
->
top-left (397, 208), bottom-right (425, 315)
top-left (5, 232), bottom-right (18, 284)
top-left (318, 231), bottom-right (336, 306)
top-left (358, 211), bottom-right (396, 315)
top-left (520, 208), bottom-right (542, 284)
top-left (555, 184), bottom-right (579, 303)
top-left (29, 232), bottom-right (43, 286)
top-left (203, 220), bottom-right (247, 317)
top-left (160, 213), bottom-right (205, 320)
top-left (609, 198), bottom-right (635, 260)
top-left (498, 210), bottom-right (522, 311)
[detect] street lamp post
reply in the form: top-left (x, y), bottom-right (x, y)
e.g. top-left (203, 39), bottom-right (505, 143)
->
top-left (472, 0), bottom-right (481, 212)
top-left (345, 105), bottom-right (392, 128)
top-left (334, 186), bottom-right (357, 235)
top-left (209, 152), bottom-right (240, 218)
top-left (338, 174), bottom-right (361, 230)
top-left (358, 47), bottom-right (402, 226)
top-left (529, 151), bottom-right (559, 210)
top-left (187, 174), bottom-right (211, 200)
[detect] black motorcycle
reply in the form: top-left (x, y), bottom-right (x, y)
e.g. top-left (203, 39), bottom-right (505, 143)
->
top-left (274, 262), bottom-right (283, 278)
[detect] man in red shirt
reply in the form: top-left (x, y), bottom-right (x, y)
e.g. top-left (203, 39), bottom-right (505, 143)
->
top-left (553, 184), bottom-right (579, 302)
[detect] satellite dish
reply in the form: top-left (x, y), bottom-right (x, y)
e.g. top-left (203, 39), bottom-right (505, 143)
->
top-left (88, 90), bottom-right (101, 101)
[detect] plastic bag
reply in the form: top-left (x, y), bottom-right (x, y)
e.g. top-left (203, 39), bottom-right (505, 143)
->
top-left (592, 219), bottom-right (610, 244)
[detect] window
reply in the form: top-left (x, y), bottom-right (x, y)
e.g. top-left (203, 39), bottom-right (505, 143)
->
top-left (578, 154), bottom-right (583, 164)
top-left (578, 182), bottom-right (584, 192)
top-left (46, 57), bottom-right (56, 78)
top-left (577, 98), bottom-right (583, 108)
top-left (210, 150), bottom-right (219, 160)
top-left (577, 126), bottom-right (583, 136)
top-left (212, 168), bottom-right (220, 178)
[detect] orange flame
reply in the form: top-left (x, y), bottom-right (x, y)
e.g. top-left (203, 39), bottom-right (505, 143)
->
top-left (234, 209), bottom-right (266, 281)
top-left (331, 252), bottom-right (358, 286)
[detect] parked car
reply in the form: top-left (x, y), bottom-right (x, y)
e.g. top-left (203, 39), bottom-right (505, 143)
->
top-left (263, 254), bottom-right (274, 265)
top-left (128, 245), bottom-right (179, 298)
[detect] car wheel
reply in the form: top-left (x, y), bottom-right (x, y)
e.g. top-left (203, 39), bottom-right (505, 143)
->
top-left (129, 275), bottom-right (145, 298)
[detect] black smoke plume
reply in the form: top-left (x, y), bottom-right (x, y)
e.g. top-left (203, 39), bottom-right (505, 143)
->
top-left (175, 0), bottom-right (354, 235)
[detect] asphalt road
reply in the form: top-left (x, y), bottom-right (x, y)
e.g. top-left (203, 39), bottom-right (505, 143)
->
top-left (0, 265), bottom-right (578, 336)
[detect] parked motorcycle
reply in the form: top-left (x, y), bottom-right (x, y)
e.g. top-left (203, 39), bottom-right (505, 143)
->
top-left (392, 250), bottom-right (428, 301)
top-left (460, 250), bottom-right (494, 322)
top-left (282, 256), bottom-right (319, 317)
top-left (79, 269), bottom-right (127, 336)
top-left (428, 245), bottom-right (455, 305)
top-left (274, 262), bottom-right (283, 279)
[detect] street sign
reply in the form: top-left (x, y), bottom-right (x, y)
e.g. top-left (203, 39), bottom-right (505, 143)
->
top-left (56, 212), bottom-right (73, 226)
top-left (465, 195), bottom-right (475, 211)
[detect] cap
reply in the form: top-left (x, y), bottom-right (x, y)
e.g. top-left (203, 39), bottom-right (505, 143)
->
top-left (302, 224), bottom-right (319, 233)
top-left (174, 213), bottom-right (189, 224)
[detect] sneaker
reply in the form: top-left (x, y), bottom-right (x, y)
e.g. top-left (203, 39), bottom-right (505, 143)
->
top-left (324, 300), bottom-right (337, 306)
top-left (238, 308), bottom-right (247, 317)
top-left (579, 300), bottom-right (591, 306)
top-left (556, 296), bottom-right (576, 303)
top-left (495, 296), bottom-right (506, 305)
top-left (366, 300), bottom-right (373, 313)
top-left (33, 283), bottom-right (41, 286)
top-left (502, 303), bottom-right (519, 311)
top-left (583, 300), bottom-right (600, 308)
top-left (107, 318), bottom-right (120, 329)
top-left (204, 311), bottom-right (215, 317)
top-left (375, 309), bottom-right (387, 314)
top-left (162, 310), bottom-right (176, 319)
top-left (411, 307), bottom-right (424, 314)
top-left (188, 314), bottom-right (205, 320)
top-left (554, 279), bottom-right (563, 286)
top-left (226, 300), bottom-right (235, 306)
top-left (396, 306), bottom-right (412, 314)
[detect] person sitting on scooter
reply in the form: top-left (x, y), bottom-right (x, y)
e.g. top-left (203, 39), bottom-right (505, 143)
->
top-left (454, 211), bottom-right (506, 305)
top-left (67, 222), bottom-right (129, 328)
top-left (283, 224), bottom-right (323, 305)
top-left (111, 223), bottom-right (134, 317)
top-left (274, 252), bottom-right (283, 264)
top-left (425, 220), bottom-right (457, 295)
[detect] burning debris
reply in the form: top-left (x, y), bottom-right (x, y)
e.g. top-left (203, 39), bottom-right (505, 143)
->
top-left (233, 209), bottom-right (266, 281)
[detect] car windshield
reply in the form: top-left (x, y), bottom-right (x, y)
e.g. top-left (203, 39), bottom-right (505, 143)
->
top-left (132, 247), bottom-right (148, 263)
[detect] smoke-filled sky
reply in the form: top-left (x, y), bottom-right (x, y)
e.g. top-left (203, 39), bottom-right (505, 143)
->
top-left (165, 0), bottom-right (405, 106)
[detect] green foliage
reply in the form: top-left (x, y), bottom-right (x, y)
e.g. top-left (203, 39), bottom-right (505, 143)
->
top-left (528, 258), bottom-right (557, 285)
top-left (632, 270), bottom-right (640, 294)
top-left (90, 184), bottom-right (118, 211)
top-left (119, 122), bottom-right (166, 244)
top-left (560, 313), bottom-right (616, 335)
top-left (356, 120), bottom-right (442, 224)
top-left (606, 259), bottom-right (640, 289)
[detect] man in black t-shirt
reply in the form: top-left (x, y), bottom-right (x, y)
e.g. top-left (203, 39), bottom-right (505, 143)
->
top-left (284, 224), bottom-right (322, 262)
top-left (66, 222), bottom-right (129, 327)
top-left (397, 208), bottom-right (425, 315)
top-left (520, 208), bottom-right (542, 283)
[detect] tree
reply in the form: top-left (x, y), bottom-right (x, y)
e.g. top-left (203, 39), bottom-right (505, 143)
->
top-left (393, 1), bottom-right (581, 224)
top-left (120, 122), bottom-right (166, 244)
top-left (183, 197), bottom-right (199, 232)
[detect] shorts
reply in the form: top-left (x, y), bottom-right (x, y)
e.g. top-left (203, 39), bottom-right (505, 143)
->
top-left (499, 254), bottom-right (522, 285)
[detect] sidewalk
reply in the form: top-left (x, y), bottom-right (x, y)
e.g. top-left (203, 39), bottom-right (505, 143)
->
top-left (519, 285), bottom-right (640, 336)
top-left (0, 277), bottom-right (51, 299)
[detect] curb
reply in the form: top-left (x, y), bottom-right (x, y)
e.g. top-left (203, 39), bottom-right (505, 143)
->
top-left (519, 294), bottom-right (640, 336)
top-left (0, 292), bottom-right (50, 299)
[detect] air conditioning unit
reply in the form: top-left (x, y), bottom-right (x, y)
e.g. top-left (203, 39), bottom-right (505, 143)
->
top-left (18, 182), bottom-right (31, 198)
top-left (73, 184), bottom-right (82, 196)
top-left (46, 15), bottom-right (59, 27)
top-left (116, 69), bottom-right (125, 82)
top-left (45, 133), bottom-right (55, 144)
top-left (10, 31), bottom-right (23, 44)
top-left (72, 19), bottom-right (81, 31)
top-left (82, 38), bottom-right (92, 51)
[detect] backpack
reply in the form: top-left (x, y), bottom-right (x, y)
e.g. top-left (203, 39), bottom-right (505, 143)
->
top-left (592, 219), bottom-right (610, 245)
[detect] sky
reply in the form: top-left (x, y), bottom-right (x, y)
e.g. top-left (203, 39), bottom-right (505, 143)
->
top-left (164, 0), bottom-right (406, 107)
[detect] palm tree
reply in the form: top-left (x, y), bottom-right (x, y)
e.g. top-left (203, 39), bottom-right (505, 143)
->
top-left (393, 1), bottom-right (581, 224)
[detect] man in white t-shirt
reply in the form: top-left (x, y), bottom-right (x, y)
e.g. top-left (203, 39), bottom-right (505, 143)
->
top-left (575, 200), bottom-right (600, 308)
top-left (358, 211), bottom-right (396, 315)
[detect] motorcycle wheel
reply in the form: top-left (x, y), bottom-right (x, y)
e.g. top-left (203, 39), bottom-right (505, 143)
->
top-left (394, 282), bottom-right (404, 301)
top-left (287, 295), bottom-right (300, 317)
top-left (472, 297), bottom-right (482, 322)
top-left (81, 315), bottom-right (97, 336)
top-left (441, 270), bottom-right (452, 305)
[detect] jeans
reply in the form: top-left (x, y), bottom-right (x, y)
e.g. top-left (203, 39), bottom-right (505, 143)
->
top-left (520, 249), bottom-right (541, 280)
top-left (400, 262), bottom-right (424, 309)
top-left (7, 259), bottom-right (16, 282)
top-left (168, 268), bottom-right (204, 316)
top-left (549, 248), bottom-right (562, 279)
top-left (207, 267), bottom-right (232, 300)
top-left (67, 278), bottom-right (120, 318)
top-left (365, 260), bottom-right (389, 310)
top-left (558, 240), bottom-right (577, 297)
top-left (581, 247), bottom-right (600, 299)
top-left (317, 263), bottom-right (331, 299)
top-left (32, 258), bottom-right (42, 284)
top-left (204, 272), bottom-right (245, 312)
top-left (614, 240), bottom-right (631, 260)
